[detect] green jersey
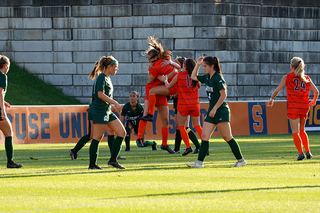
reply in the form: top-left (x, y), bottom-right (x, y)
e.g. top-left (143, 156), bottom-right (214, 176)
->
top-left (197, 73), bottom-right (229, 111)
top-left (0, 72), bottom-right (7, 99)
top-left (91, 73), bottom-right (113, 116)
top-left (121, 102), bottom-right (144, 126)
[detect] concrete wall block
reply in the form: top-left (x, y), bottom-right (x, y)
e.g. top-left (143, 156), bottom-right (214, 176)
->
top-left (226, 39), bottom-right (261, 51)
top-left (133, 28), bottom-right (163, 39)
top-left (163, 27), bottom-right (194, 38)
top-left (111, 51), bottom-right (132, 63)
top-left (243, 86), bottom-right (260, 96)
top-left (113, 85), bottom-right (143, 100)
top-left (53, 63), bottom-right (77, 74)
top-left (0, 30), bottom-right (9, 40)
top-left (195, 51), bottom-right (239, 63)
top-left (24, 63), bottom-right (53, 74)
top-left (113, 39), bottom-right (146, 51)
top-left (82, 86), bottom-right (92, 97)
top-left (175, 39), bottom-right (218, 50)
top-left (8, 18), bottom-right (23, 28)
top-left (171, 51), bottom-right (195, 59)
top-left (42, 6), bottom-right (71, 17)
top-left (239, 4), bottom-right (261, 16)
top-left (72, 5), bottom-right (131, 17)
top-left (73, 28), bottom-right (132, 40)
top-left (260, 63), bottom-right (277, 74)
top-left (93, 0), bottom-right (152, 4)
top-left (293, 41), bottom-right (308, 52)
top-left (54, 40), bottom-right (112, 52)
top-left (133, 51), bottom-right (148, 62)
top-left (0, 18), bottom-right (8, 28)
top-left (22, 18), bottom-right (52, 29)
top-left (195, 27), bottom-right (227, 38)
top-left (43, 74), bottom-right (73, 86)
top-left (118, 63), bottom-right (149, 74)
top-left (226, 16), bottom-right (260, 28)
top-left (174, 15), bottom-right (193, 27)
top-left (13, 6), bottom-right (41, 18)
top-left (259, 86), bottom-right (275, 97)
top-left (133, 3), bottom-right (193, 16)
top-left (0, 7), bottom-right (13, 17)
top-left (53, 52), bottom-right (73, 63)
top-left (261, 40), bottom-right (293, 52)
top-left (52, 18), bottom-right (71, 28)
top-left (309, 42), bottom-right (320, 52)
top-left (110, 75), bottom-right (131, 86)
top-left (220, 63), bottom-right (237, 74)
top-left (13, 30), bottom-right (42, 40)
top-left (132, 75), bottom-right (149, 86)
top-left (238, 51), bottom-right (261, 62)
top-left (254, 75), bottom-right (271, 85)
top-left (227, 86), bottom-right (243, 97)
top-left (73, 75), bottom-right (92, 86)
top-left (72, 17), bottom-right (112, 29)
top-left (56, 86), bottom-right (83, 97)
top-left (271, 75), bottom-right (285, 86)
top-left (223, 74), bottom-right (237, 85)
top-left (237, 63), bottom-right (260, 74)
top-left (76, 63), bottom-right (96, 75)
top-left (21, 41), bottom-right (52, 52)
top-left (237, 75), bottom-right (255, 85)
top-left (73, 52), bottom-right (111, 63)
top-left (114, 16), bottom-right (174, 28)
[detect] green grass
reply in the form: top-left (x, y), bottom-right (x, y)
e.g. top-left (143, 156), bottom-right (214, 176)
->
top-left (6, 62), bottom-right (82, 105)
top-left (1, 133), bottom-right (320, 213)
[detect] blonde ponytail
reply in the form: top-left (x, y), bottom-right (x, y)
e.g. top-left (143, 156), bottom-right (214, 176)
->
top-left (291, 57), bottom-right (309, 83)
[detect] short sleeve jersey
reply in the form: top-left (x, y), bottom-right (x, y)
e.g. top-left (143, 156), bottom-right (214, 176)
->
top-left (0, 72), bottom-right (7, 99)
top-left (149, 58), bottom-right (176, 83)
top-left (286, 72), bottom-right (311, 114)
top-left (177, 71), bottom-right (200, 111)
top-left (121, 102), bottom-right (144, 122)
top-left (91, 73), bottom-right (113, 115)
top-left (197, 73), bottom-right (228, 111)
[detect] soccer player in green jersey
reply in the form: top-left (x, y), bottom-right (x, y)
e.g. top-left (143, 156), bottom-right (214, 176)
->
top-left (0, 55), bottom-right (22, 168)
top-left (186, 56), bottom-right (246, 168)
top-left (87, 56), bottom-right (126, 170)
top-left (120, 91), bottom-right (157, 151)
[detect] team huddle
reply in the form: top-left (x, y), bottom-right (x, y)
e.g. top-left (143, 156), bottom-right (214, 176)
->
top-left (1, 36), bottom-right (318, 169)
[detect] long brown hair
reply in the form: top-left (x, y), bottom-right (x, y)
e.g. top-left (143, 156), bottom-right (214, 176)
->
top-left (88, 56), bottom-right (117, 80)
top-left (144, 36), bottom-right (172, 60)
top-left (203, 56), bottom-right (222, 75)
top-left (184, 58), bottom-right (197, 87)
top-left (291, 57), bottom-right (309, 83)
top-left (131, 91), bottom-right (141, 103)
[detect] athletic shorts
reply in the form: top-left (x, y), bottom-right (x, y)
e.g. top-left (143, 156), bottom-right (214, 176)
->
top-left (204, 107), bottom-right (230, 125)
top-left (92, 112), bottom-right (117, 124)
top-left (178, 108), bottom-right (200, 117)
top-left (144, 84), bottom-right (168, 106)
top-left (126, 120), bottom-right (139, 134)
top-left (287, 113), bottom-right (308, 120)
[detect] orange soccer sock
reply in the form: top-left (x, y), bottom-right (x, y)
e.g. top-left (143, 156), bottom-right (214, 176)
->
top-left (136, 120), bottom-right (147, 139)
top-left (162, 127), bottom-right (169, 146)
top-left (292, 132), bottom-right (303, 154)
top-left (299, 130), bottom-right (310, 152)
top-left (194, 125), bottom-right (203, 140)
top-left (148, 94), bottom-right (156, 115)
top-left (179, 126), bottom-right (191, 148)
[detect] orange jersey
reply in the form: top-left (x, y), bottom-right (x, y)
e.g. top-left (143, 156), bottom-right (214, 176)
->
top-left (149, 58), bottom-right (176, 82)
top-left (286, 72), bottom-right (311, 114)
top-left (177, 71), bottom-right (200, 112)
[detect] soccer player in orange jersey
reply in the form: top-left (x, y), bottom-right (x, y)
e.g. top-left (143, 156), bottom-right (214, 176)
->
top-left (267, 57), bottom-right (319, 160)
top-left (163, 58), bottom-right (203, 156)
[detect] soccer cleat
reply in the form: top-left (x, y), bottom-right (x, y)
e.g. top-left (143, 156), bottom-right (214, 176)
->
top-left (234, 159), bottom-right (247, 167)
top-left (174, 150), bottom-right (181, 154)
top-left (69, 149), bottom-right (77, 160)
top-left (7, 161), bottom-right (23, 168)
top-left (306, 152), bottom-right (313, 159)
top-left (193, 148), bottom-right (199, 154)
top-left (125, 148), bottom-right (130, 152)
top-left (160, 144), bottom-right (175, 154)
top-left (140, 114), bottom-right (153, 122)
top-left (186, 161), bottom-right (203, 168)
top-left (297, 153), bottom-right (305, 161)
top-left (136, 138), bottom-right (144, 147)
top-left (108, 161), bottom-right (125, 169)
top-left (182, 147), bottom-right (193, 156)
top-left (88, 164), bottom-right (103, 170)
top-left (152, 141), bottom-right (157, 150)
top-left (117, 156), bottom-right (127, 160)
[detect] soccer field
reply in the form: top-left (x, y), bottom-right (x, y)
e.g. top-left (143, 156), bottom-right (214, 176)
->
top-left (1, 133), bottom-right (320, 213)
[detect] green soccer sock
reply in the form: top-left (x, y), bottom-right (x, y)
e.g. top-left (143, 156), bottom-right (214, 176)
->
top-left (227, 138), bottom-right (243, 160)
top-left (5, 136), bottom-right (13, 163)
top-left (187, 127), bottom-right (200, 149)
top-left (89, 139), bottom-right (100, 165)
top-left (125, 127), bottom-right (131, 149)
top-left (108, 135), bottom-right (115, 154)
top-left (111, 136), bottom-right (124, 159)
top-left (73, 134), bottom-right (91, 152)
top-left (198, 140), bottom-right (209, 161)
top-left (144, 140), bottom-right (154, 147)
top-left (174, 129), bottom-right (182, 151)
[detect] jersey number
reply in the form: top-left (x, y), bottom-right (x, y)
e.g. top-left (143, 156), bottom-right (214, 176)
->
top-left (293, 79), bottom-right (306, 91)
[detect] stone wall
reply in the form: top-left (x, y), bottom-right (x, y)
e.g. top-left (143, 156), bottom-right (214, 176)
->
top-left (0, 0), bottom-right (319, 104)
